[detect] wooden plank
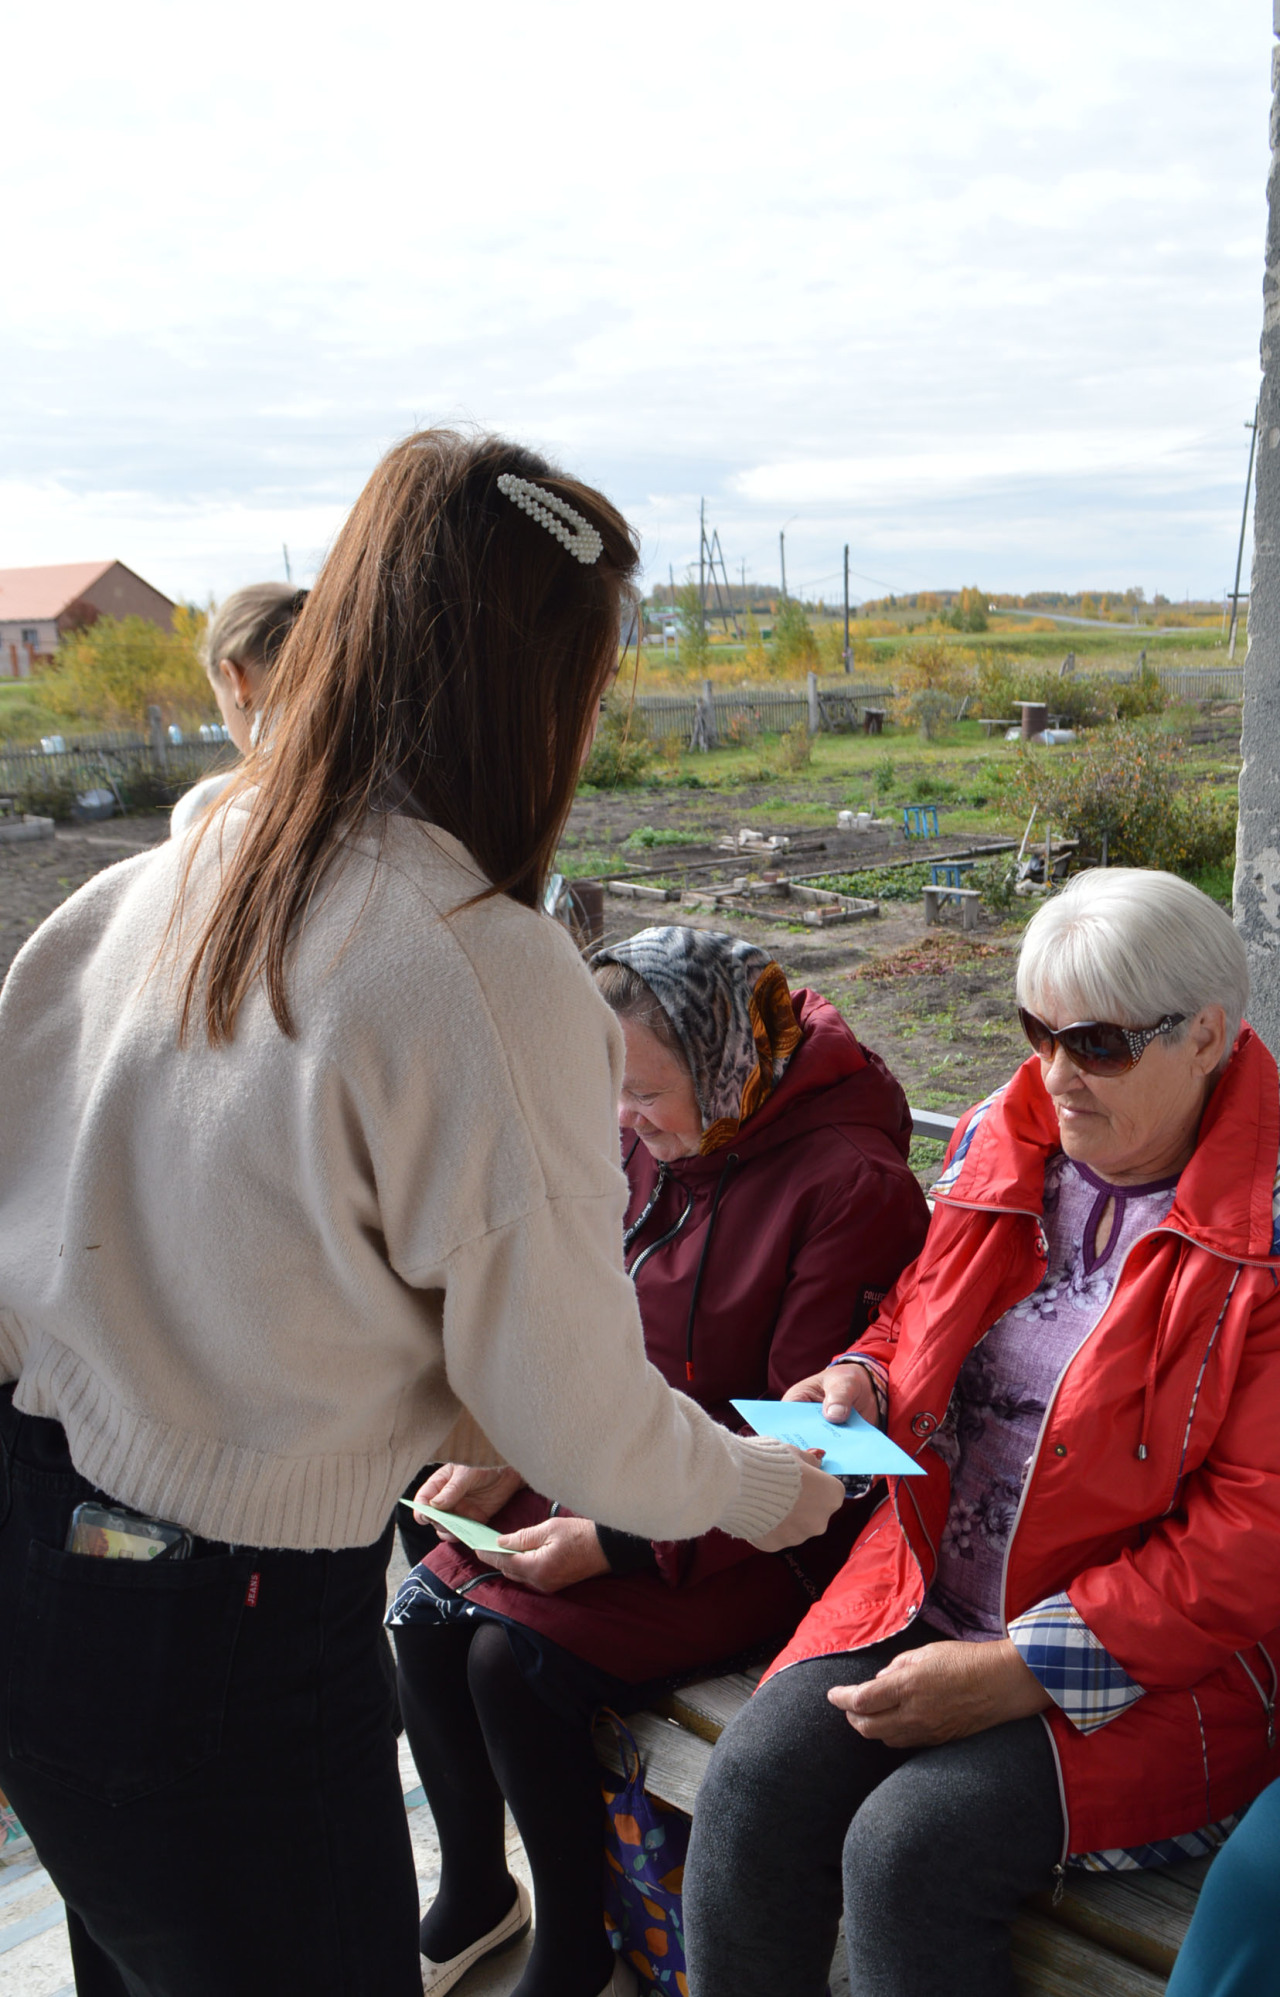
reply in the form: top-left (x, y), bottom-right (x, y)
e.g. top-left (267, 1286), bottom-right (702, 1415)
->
top-left (1011, 1910), bottom-right (1168, 1997)
top-left (1120, 1856), bottom-right (1213, 1910)
top-left (594, 1711), bottom-right (714, 1816)
top-left (1026, 1875), bottom-right (1185, 1977)
top-left (602, 1678), bottom-right (1207, 1995)
top-left (657, 1668), bottom-right (759, 1743)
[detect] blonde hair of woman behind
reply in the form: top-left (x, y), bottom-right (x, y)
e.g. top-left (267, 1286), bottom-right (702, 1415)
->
top-left (1017, 869), bottom-right (1249, 1049)
top-left (203, 583), bottom-right (308, 680)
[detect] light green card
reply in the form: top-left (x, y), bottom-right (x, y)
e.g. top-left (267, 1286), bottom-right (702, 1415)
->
top-left (397, 1497), bottom-right (510, 1553)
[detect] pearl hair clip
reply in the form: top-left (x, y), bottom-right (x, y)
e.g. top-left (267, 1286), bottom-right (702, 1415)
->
top-left (496, 473), bottom-right (604, 566)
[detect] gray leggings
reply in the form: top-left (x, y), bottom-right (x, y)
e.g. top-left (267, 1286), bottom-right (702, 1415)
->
top-left (682, 1623), bottom-right (1064, 1997)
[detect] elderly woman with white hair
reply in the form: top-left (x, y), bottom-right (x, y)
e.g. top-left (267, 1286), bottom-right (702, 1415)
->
top-left (684, 868), bottom-right (1280, 1997)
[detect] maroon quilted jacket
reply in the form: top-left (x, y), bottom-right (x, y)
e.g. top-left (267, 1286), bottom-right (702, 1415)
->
top-left (426, 989), bottom-right (931, 1679)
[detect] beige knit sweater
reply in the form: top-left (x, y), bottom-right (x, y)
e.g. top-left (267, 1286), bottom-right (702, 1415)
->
top-left (0, 811), bottom-right (800, 1550)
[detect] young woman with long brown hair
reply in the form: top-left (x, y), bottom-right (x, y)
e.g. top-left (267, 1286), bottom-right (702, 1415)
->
top-left (0, 430), bottom-right (840, 1997)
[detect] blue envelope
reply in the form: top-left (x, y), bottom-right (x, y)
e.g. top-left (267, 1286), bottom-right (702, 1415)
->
top-left (730, 1398), bottom-right (925, 1477)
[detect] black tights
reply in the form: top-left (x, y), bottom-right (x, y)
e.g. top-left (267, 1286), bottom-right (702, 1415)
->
top-left (393, 1619), bottom-right (613, 1997)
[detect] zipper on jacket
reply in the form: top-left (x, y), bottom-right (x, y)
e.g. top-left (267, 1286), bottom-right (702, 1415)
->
top-left (625, 1166), bottom-right (695, 1280)
top-left (683, 1153), bottom-right (739, 1382)
top-left (1236, 1644), bottom-right (1278, 1750)
top-left (995, 1220), bottom-right (1246, 1640)
top-left (623, 1161), bottom-right (667, 1255)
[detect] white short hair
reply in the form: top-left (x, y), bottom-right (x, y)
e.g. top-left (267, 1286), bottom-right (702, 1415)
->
top-left (1017, 869), bottom-right (1249, 1044)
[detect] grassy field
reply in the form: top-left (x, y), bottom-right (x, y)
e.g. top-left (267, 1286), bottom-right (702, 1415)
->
top-left (0, 680), bottom-right (70, 743)
top-left (568, 706), bottom-right (1242, 901)
top-left (635, 619), bottom-right (1242, 688)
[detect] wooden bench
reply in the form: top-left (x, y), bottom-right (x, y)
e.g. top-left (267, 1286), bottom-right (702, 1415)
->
top-left (596, 1668), bottom-right (1211, 1995)
top-left (923, 883), bottom-right (981, 931)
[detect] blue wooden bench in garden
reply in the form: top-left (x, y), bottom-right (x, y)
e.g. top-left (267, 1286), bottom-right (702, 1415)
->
top-left (902, 804), bottom-right (941, 838)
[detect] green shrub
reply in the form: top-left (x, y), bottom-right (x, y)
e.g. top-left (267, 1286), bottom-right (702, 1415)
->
top-left (1191, 857), bottom-right (1234, 907)
top-left (675, 582), bottom-right (710, 674)
top-left (907, 773), bottom-right (960, 803)
top-left (5, 770), bottom-right (84, 820)
top-left (622, 825), bottom-right (701, 851)
top-left (1012, 726), bottom-right (1236, 877)
top-left (968, 855), bottom-right (1018, 911)
top-left (580, 702), bottom-right (651, 788)
top-left (776, 722), bottom-right (812, 771)
top-left (770, 597), bottom-right (819, 672)
top-left (811, 862), bottom-right (933, 902)
top-left (893, 640), bottom-right (975, 740)
top-left (973, 654), bottom-right (1166, 730)
top-left (1110, 658), bottom-right (1168, 720)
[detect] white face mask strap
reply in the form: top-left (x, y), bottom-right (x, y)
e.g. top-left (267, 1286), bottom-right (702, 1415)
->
top-left (496, 473), bottom-right (604, 566)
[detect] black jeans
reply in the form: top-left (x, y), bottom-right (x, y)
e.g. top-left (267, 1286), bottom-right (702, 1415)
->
top-left (0, 1384), bottom-right (421, 1996)
top-left (683, 1624), bottom-right (1064, 1997)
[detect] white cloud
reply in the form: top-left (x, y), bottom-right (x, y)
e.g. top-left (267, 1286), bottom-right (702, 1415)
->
top-left (0, 0), bottom-right (1270, 599)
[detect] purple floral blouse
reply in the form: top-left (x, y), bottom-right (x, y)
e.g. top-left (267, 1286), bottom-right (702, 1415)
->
top-left (924, 1150), bottom-right (1178, 1644)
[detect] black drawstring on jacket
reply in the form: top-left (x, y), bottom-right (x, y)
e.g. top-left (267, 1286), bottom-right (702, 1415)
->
top-left (684, 1153), bottom-right (739, 1383)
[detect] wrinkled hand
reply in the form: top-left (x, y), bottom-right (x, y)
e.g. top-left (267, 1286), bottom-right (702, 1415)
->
top-left (828, 1638), bottom-right (1050, 1748)
top-left (412, 1463), bottom-right (526, 1526)
top-left (783, 1364), bottom-right (879, 1426)
top-left (749, 1448), bottom-right (845, 1553)
top-left (476, 1515), bottom-right (611, 1593)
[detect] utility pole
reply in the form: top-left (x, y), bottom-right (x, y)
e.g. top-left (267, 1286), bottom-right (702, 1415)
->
top-left (699, 499), bottom-right (707, 619)
top-left (779, 531), bottom-right (787, 600)
top-left (1229, 403), bottom-right (1259, 661)
top-left (283, 543), bottom-right (293, 584)
top-left (668, 562), bottom-right (675, 607)
top-left (843, 544), bottom-right (851, 673)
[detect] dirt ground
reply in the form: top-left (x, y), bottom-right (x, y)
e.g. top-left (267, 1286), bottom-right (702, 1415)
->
top-left (0, 817), bottom-right (171, 983)
top-left (0, 795), bottom-right (1025, 1186)
top-left (560, 787), bottom-right (1027, 1153)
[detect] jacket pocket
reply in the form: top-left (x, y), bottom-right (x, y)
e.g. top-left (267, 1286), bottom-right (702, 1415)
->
top-left (8, 1538), bottom-right (249, 1805)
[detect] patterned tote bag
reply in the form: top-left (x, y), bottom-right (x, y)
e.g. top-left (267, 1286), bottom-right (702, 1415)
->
top-left (599, 1710), bottom-right (691, 1995)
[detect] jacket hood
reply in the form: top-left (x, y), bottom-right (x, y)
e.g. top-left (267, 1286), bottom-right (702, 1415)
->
top-left (934, 1024), bottom-right (1280, 1265)
top-left (659, 988), bottom-right (912, 1179)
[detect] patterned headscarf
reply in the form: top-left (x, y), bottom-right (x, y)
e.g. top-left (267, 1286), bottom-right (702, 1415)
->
top-left (593, 927), bottom-right (802, 1153)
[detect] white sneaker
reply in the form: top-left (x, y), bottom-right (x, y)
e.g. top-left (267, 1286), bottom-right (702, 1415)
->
top-left (420, 1880), bottom-right (532, 1994)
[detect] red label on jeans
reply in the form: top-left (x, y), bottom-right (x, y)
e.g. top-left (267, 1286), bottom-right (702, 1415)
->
top-left (245, 1572), bottom-right (261, 1608)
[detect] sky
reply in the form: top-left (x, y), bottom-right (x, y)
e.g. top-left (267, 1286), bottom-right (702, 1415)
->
top-left (1, 0), bottom-right (1272, 607)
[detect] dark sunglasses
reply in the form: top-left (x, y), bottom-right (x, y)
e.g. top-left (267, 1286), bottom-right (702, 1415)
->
top-left (1018, 1007), bottom-right (1186, 1077)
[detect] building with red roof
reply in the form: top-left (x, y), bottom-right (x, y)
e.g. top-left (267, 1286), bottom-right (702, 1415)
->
top-left (0, 562), bottom-right (175, 679)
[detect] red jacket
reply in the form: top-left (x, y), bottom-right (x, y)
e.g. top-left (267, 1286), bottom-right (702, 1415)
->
top-left (428, 990), bottom-right (930, 1679)
top-left (767, 1028), bottom-right (1280, 1856)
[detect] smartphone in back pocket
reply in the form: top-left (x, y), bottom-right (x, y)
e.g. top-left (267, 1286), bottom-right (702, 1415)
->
top-left (66, 1501), bottom-right (192, 1562)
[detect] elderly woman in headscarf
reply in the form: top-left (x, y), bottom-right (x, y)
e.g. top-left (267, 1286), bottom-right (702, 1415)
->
top-left (389, 927), bottom-right (929, 1997)
top-left (682, 869), bottom-right (1280, 1997)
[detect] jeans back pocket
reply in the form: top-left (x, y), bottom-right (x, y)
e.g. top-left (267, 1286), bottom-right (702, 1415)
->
top-left (9, 1539), bottom-right (249, 1805)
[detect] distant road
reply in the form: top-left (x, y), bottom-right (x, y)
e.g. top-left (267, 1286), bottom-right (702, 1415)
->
top-left (994, 608), bottom-right (1216, 635)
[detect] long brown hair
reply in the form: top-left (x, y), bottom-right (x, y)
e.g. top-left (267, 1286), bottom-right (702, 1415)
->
top-left (180, 429), bottom-right (639, 1044)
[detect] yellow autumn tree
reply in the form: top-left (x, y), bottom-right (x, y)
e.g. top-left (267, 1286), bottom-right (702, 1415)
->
top-left (40, 606), bottom-right (213, 730)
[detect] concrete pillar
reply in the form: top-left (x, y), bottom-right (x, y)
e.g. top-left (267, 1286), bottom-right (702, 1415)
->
top-left (1236, 5), bottom-right (1280, 1055)
top-left (807, 670), bottom-right (820, 734)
